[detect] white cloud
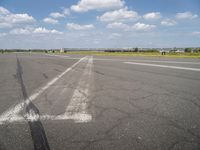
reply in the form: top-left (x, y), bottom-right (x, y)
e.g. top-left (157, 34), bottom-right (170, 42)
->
top-left (111, 33), bottom-right (121, 37)
top-left (0, 22), bottom-right (12, 28)
top-left (0, 33), bottom-right (7, 37)
top-left (9, 27), bottom-right (62, 35)
top-left (176, 11), bottom-right (198, 19)
top-left (47, 8), bottom-right (70, 20)
top-left (67, 23), bottom-right (95, 30)
top-left (5, 14), bottom-right (35, 24)
top-left (132, 22), bottom-right (156, 31)
top-left (43, 18), bottom-right (58, 24)
top-left (63, 8), bottom-right (70, 15)
top-left (161, 19), bottom-right (177, 26)
top-left (33, 27), bottom-right (63, 34)
top-left (10, 28), bottom-right (32, 35)
top-left (0, 7), bottom-right (35, 28)
top-left (50, 12), bottom-right (65, 18)
top-left (107, 22), bottom-right (156, 32)
top-left (143, 12), bottom-right (162, 20)
top-left (0, 7), bottom-right (10, 15)
top-left (192, 31), bottom-right (200, 36)
top-left (107, 22), bottom-right (129, 31)
top-left (97, 7), bottom-right (139, 22)
top-left (71, 0), bottom-right (124, 12)
top-left (108, 33), bottom-right (121, 39)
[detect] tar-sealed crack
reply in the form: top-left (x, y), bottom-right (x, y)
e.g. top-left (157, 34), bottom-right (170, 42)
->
top-left (15, 55), bottom-right (50, 150)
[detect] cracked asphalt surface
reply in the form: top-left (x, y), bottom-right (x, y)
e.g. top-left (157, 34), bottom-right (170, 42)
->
top-left (0, 53), bottom-right (200, 150)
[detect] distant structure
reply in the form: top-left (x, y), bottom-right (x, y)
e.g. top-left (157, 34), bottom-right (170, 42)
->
top-left (60, 48), bottom-right (64, 53)
top-left (60, 48), bottom-right (67, 53)
top-left (58, 47), bottom-right (190, 53)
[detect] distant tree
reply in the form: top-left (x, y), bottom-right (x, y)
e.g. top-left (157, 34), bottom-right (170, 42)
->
top-left (173, 47), bottom-right (177, 51)
top-left (134, 47), bottom-right (139, 52)
top-left (147, 49), bottom-right (159, 52)
top-left (194, 48), bottom-right (200, 53)
top-left (184, 48), bottom-right (192, 53)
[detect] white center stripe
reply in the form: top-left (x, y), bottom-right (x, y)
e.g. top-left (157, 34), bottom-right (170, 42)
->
top-left (124, 62), bottom-right (200, 72)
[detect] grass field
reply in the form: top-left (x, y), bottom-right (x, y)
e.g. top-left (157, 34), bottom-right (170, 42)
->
top-left (64, 51), bottom-right (200, 58)
top-left (1, 51), bottom-right (200, 58)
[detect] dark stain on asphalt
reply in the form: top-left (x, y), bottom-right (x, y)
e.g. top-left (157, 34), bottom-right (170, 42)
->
top-left (94, 70), bottom-right (105, 76)
top-left (0, 140), bottom-right (6, 150)
top-left (42, 73), bottom-right (48, 79)
top-left (37, 61), bottom-right (44, 65)
top-left (15, 55), bottom-right (50, 150)
top-left (54, 68), bottom-right (62, 72)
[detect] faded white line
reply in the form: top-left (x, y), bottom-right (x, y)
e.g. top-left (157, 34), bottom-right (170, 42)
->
top-left (124, 62), bottom-right (200, 72)
top-left (0, 56), bottom-right (87, 124)
top-left (0, 114), bottom-right (91, 123)
top-left (64, 56), bottom-right (93, 122)
top-left (95, 58), bottom-right (200, 65)
top-left (111, 58), bottom-right (200, 65)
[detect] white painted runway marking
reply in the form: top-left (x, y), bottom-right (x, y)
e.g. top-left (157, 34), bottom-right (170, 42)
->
top-left (124, 62), bottom-right (200, 72)
top-left (0, 56), bottom-right (87, 125)
top-left (0, 114), bottom-right (90, 123)
top-left (95, 58), bottom-right (200, 65)
top-left (0, 56), bottom-right (94, 124)
top-left (64, 56), bottom-right (93, 122)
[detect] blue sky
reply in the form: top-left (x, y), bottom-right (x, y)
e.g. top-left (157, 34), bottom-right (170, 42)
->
top-left (0, 0), bottom-right (200, 49)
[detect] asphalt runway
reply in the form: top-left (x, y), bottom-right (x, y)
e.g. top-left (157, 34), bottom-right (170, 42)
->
top-left (0, 53), bottom-right (200, 150)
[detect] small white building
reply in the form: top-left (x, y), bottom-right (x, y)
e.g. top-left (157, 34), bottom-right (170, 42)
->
top-left (60, 48), bottom-right (64, 53)
top-left (60, 48), bottom-right (68, 53)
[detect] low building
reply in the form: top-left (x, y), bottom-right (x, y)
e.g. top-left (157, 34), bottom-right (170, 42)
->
top-left (60, 48), bottom-right (68, 53)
